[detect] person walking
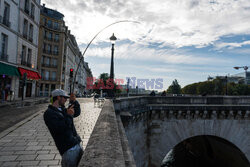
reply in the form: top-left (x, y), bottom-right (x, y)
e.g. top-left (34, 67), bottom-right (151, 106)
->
top-left (44, 89), bottom-right (83, 167)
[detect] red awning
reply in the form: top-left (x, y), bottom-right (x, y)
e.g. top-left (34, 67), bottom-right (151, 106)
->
top-left (18, 67), bottom-right (41, 80)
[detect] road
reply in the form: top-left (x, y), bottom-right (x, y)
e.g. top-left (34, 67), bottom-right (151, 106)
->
top-left (0, 98), bottom-right (102, 166)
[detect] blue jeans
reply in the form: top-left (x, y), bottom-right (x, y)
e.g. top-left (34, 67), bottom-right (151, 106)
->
top-left (61, 144), bottom-right (83, 167)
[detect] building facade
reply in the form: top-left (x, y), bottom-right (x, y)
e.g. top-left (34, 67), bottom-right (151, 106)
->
top-left (37, 4), bottom-right (65, 96)
top-left (17, 0), bottom-right (41, 99)
top-left (0, 0), bottom-right (41, 101)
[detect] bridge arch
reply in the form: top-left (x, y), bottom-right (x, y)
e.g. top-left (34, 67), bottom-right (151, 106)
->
top-left (161, 135), bottom-right (249, 167)
top-left (148, 119), bottom-right (250, 166)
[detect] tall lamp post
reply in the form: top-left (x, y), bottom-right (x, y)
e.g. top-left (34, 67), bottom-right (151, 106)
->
top-left (110, 33), bottom-right (117, 80)
top-left (109, 33), bottom-right (117, 98)
top-left (72, 21), bottom-right (139, 93)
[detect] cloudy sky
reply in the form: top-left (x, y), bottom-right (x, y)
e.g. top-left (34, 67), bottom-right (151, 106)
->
top-left (41, 0), bottom-right (250, 90)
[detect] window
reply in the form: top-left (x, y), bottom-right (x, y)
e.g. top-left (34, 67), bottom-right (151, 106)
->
top-left (45, 71), bottom-right (49, 80)
top-left (0, 33), bottom-right (8, 61)
top-left (27, 49), bottom-right (32, 67)
top-left (45, 57), bottom-right (50, 66)
top-left (55, 34), bottom-right (59, 42)
top-left (41, 56), bottom-right (45, 64)
top-left (47, 20), bottom-right (52, 28)
top-left (24, 0), bottom-right (30, 14)
top-left (51, 84), bottom-right (56, 91)
top-left (3, 2), bottom-right (10, 27)
top-left (54, 22), bottom-right (59, 30)
top-left (43, 18), bottom-right (47, 26)
top-left (53, 45), bottom-right (58, 55)
top-left (21, 45), bottom-right (26, 64)
top-left (31, 3), bottom-right (35, 19)
top-left (43, 30), bottom-right (47, 39)
top-left (29, 24), bottom-right (33, 42)
top-left (43, 43), bottom-right (47, 52)
top-left (47, 44), bottom-right (51, 53)
top-left (41, 69), bottom-right (44, 79)
top-left (23, 19), bottom-right (28, 38)
top-left (45, 84), bottom-right (49, 96)
top-left (52, 71), bottom-right (56, 81)
top-left (48, 32), bottom-right (52, 40)
top-left (52, 58), bottom-right (57, 67)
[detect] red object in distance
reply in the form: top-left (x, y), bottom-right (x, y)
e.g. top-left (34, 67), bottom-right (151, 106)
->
top-left (18, 67), bottom-right (41, 80)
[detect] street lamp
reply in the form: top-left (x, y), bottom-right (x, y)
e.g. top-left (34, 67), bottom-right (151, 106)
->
top-left (109, 33), bottom-right (117, 98)
top-left (72, 21), bottom-right (139, 93)
top-left (109, 33), bottom-right (117, 80)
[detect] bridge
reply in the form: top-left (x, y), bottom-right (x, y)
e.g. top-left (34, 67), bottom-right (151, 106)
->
top-left (79, 96), bottom-right (250, 167)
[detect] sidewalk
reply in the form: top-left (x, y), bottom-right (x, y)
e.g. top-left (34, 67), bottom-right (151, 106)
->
top-left (0, 98), bottom-right (102, 166)
top-left (0, 97), bottom-right (49, 108)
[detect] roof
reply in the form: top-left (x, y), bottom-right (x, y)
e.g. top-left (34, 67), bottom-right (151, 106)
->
top-left (41, 5), bottom-right (64, 20)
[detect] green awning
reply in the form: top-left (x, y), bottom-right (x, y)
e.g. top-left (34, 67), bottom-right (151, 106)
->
top-left (0, 62), bottom-right (20, 76)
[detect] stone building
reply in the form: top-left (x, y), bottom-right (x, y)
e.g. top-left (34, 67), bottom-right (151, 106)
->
top-left (0, 0), bottom-right (41, 101)
top-left (63, 32), bottom-right (83, 95)
top-left (37, 4), bottom-right (92, 97)
top-left (37, 4), bottom-right (65, 96)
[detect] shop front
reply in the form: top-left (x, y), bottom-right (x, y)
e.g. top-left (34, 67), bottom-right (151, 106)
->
top-left (17, 67), bottom-right (41, 99)
top-left (0, 62), bottom-right (20, 102)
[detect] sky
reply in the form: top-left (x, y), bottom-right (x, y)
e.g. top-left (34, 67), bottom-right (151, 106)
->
top-left (41, 0), bottom-right (250, 90)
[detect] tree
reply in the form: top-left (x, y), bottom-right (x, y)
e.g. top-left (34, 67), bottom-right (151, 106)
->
top-left (167, 79), bottom-right (181, 94)
top-left (93, 73), bottom-right (122, 95)
top-left (197, 81), bottom-right (214, 95)
top-left (182, 83), bottom-right (198, 94)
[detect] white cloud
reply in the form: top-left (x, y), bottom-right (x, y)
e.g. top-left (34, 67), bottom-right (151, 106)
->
top-left (83, 43), bottom-right (229, 65)
top-left (41, 0), bottom-right (250, 48)
top-left (215, 40), bottom-right (250, 49)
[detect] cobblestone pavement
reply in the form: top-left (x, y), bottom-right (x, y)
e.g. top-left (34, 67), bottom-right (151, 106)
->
top-left (0, 98), bottom-right (102, 166)
top-left (0, 103), bottom-right (49, 133)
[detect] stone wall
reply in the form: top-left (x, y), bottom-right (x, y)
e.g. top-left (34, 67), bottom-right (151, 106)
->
top-left (79, 100), bottom-right (136, 167)
top-left (117, 96), bottom-right (250, 166)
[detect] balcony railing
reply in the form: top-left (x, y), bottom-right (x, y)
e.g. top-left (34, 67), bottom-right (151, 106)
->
top-left (43, 49), bottom-right (52, 54)
top-left (51, 64), bottom-right (57, 68)
top-left (24, 8), bottom-right (30, 15)
top-left (54, 38), bottom-right (59, 42)
top-left (42, 77), bottom-right (57, 81)
top-left (29, 37), bottom-right (33, 43)
top-left (44, 22), bottom-right (62, 31)
top-left (23, 33), bottom-right (28, 39)
top-left (52, 51), bottom-right (59, 55)
top-left (42, 63), bottom-right (57, 68)
top-left (0, 53), bottom-right (8, 61)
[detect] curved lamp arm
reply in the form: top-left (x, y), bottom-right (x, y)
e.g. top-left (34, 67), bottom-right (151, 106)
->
top-left (72, 20), bottom-right (140, 93)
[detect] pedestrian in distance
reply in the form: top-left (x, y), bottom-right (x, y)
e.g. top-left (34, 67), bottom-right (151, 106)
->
top-left (44, 89), bottom-right (83, 167)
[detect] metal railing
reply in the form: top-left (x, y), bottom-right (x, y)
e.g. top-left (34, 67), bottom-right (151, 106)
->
top-left (24, 8), bottom-right (29, 15)
top-left (41, 63), bottom-right (57, 68)
top-left (42, 77), bottom-right (57, 81)
top-left (43, 49), bottom-right (52, 54)
top-left (44, 22), bottom-right (62, 31)
top-left (23, 33), bottom-right (28, 39)
top-left (29, 36), bottom-right (33, 43)
top-left (52, 51), bottom-right (59, 55)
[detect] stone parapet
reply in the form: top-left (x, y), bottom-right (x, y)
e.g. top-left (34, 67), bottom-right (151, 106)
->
top-left (79, 100), bottom-right (136, 167)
